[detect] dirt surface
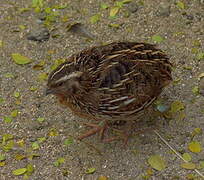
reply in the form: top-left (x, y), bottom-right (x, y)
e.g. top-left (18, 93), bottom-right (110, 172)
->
top-left (1, 0), bottom-right (204, 179)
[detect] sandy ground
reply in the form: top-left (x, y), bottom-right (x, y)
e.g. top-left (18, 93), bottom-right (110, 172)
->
top-left (0, 0), bottom-right (204, 179)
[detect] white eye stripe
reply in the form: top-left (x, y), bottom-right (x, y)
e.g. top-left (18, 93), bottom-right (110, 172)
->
top-left (55, 71), bottom-right (83, 84)
top-left (50, 63), bottom-right (73, 80)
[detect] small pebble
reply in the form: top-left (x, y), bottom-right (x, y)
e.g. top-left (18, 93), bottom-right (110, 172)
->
top-left (155, 3), bottom-right (171, 17)
top-left (126, 2), bottom-right (139, 13)
top-left (27, 27), bottom-right (50, 42)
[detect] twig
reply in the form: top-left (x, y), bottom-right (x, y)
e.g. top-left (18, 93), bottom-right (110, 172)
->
top-left (153, 130), bottom-right (204, 178)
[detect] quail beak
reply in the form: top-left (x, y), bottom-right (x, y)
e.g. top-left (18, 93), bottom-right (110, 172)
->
top-left (45, 88), bottom-right (53, 96)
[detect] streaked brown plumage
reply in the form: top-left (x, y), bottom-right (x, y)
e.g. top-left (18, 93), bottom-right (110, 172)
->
top-left (46, 42), bottom-right (172, 141)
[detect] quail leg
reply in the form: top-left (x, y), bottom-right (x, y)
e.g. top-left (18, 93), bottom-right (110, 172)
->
top-left (103, 121), bottom-right (133, 145)
top-left (77, 120), bottom-right (109, 140)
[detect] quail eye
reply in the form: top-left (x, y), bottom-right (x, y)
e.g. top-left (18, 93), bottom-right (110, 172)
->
top-left (57, 82), bottom-right (64, 87)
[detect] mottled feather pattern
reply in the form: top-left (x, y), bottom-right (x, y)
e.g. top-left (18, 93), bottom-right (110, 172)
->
top-left (47, 42), bottom-right (172, 121)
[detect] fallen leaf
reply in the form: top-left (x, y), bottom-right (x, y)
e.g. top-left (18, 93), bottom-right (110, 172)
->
top-left (192, 86), bottom-right (199, 95)
top-left (100, 3), bottom-right (109, 9)
top-left (32, 142), bottom-right (40, 150)
top-left (37, 117), bottom-right (45, 123)
top-left (15, 154), bottom-right (26, 161)
top-left (12, 168), bottom-right (27, 176)
top-left (148, 155), bottom-right (166, 171)
top-left (33, 60), bottom-right (45, 70)
top-left (108, 23), bottom-right (121, 28)
top-left (53, 157), bottom-right (65, 167)
top-left (11, 110), bottom-right (18, 118)
top-left (90, 14), bottom-right (100, 24)
top-left (14, 91), bottom-right (20, 98)
top-left (48, 128), bottom-right (58, 136)
top-left (26, 164), bottom-right (34, 176)
top-left (109, 6), bottom-right (120, 18)
top-left (181, 162), bottom-right (196, 170)
top-left (151, 35), bottom-right (164, 43)
top-left (64, 137), bottom-right (73, 146)
top-left (0, 153), bottom-right (6, 161)
top-left (170, 101), bottom-right (184, 113)
top-left (37, 137), bottom-right (46, 143)
top-left (196, 52), bottom-right (204, 60)
top-left (191, 128), bottom-right (202, 137)
top-left (182, 153), bottom-right (191, 162)
top-left (188, 141), bottom-right (202, 153)
top-left (12, 53), bottom-right (32, 65)
top-left (198, 161), bottom-right (204, 169)
top-left (98, 176), bottom-right (108, 180)
top-left (0, 161), bottom-right (6, 167)
top-left (85, 167), bottom-right (96, 174)
top-left (0, 40), bottom-right (3, 47)
top-left (176, 1), bottom-right (185, 9)
top-left (3, 116), bottom-right (13, 123)
top-left (0, 97), bottom-right (4, 104)
top-left (38, 72), bottom-right (48, 81)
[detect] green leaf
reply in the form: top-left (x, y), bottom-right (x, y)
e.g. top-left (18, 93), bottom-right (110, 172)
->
top-left (182, 153), bottom-right (191, 162)
top-left (11, 110), bottom-right (18, 117)
top-left (64, 137), bottom-right (73, 146)
top-left (50, 59), bottom-right (66, 71)
top-left (0, 153), bottom-right (6, 161)
top-left (198, 161), bottom-right (204, 169)
top-left (0, 40), bottom-right (3, 47)
top-left (193, 40), bottom-right (201, 47)
top-left (192, 86), bottom-right (199, 95)
top-left (191, 128), bottom-right (202, 137)
top-left (108, 23), bottom-right (121, 28)
top-left (98, 176), bottom-right (108, 180)
top-left (32, 0), bottom-right (44, 8)
top-left (170, 101), bottom-right (184, 113)
top-left (122, 0), bottom-right (132, 3)
top-left (2, 134), bottom-right (13, 144)
top-left (30, 86), bottom-right (38, 91)
top-left (32, 60), bottom-right (45, 70)
top-left (12, 53), bottom-right (32, 65)
top-left (196, 52), bottom-right (204, 60)
top-left (0, 97), bottom-right (4, 104)
top-left (38, 72), bottom-right (48, 81)
top-left (148, 155), bottom-right (166, 171)
top-left (181, 162), bottom-right (196, 170)
top-left (4, 73), bottom-right (14, 78)
top-left (3, 116), bottom-right (13, 123)
top-left (57, 3), bottom-right (68, 9)
top-left (26, 164), bottom-right (34, 175)
top-left (0, 161), bottom-right (6, 167)
top-left (14, 91), bottom-right (20, 98)
top-left (48, 128), bottom-right (58, 136)
top-left (109, 6), bottom-right (120, 18)
top-left (188, 141), bottom-right (202, 153)
top-left (32, 142), bottom-right (40, 150)
top-left (12, 168), bottom-right (27, 176)
top-left (85, 167), bottom-right (96, 174)
top-left (151, 35), bottom-right (164, 43)
top-left (14, 154), bottom-right (26, 161)
top-left (37, 137), bottom-right (46, 143)
top-left (37, 117), bottom-right (45, 123)
top-left (100, 3), bottom-right (109, 9)
top-left (115, 1), bottom-right (124, 8)
top-left (90, 14), bottom-right (100, 24)
top-left (176, 1), bottom-right (185, 9)
top-left (53, 157), bottom-right (65, 167)
top-left (3, 140), bottom-right (14, 152)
